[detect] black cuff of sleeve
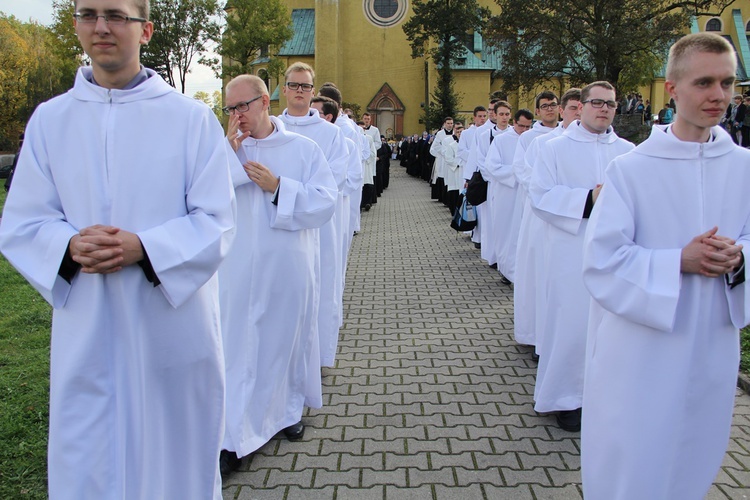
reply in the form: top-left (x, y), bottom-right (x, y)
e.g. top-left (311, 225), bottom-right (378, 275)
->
top-left (272, 178), bottom-right (280, 206)
top-left (137, 243), bottom-right (161, 287)
top-left (58, 246), bottom-right (81, 284)
top-left (726, 253), bottom-right (745, 289)
top-left (582, 190), bottom-right (595, 219)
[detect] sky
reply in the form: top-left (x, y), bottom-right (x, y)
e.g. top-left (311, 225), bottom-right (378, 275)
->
top-left (0, 0), bottom-right (223, 96)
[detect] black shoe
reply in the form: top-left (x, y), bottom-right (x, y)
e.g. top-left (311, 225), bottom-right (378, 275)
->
top-left (489, 263), bottom-right (497, 269)
top-left (219, 450), bottom-right (241, 476)
top-left (500, 276), bottom-right (511, 285)
top-left (556, 408), bottom-right (582, 432)
top-left (474, 242), bottom-right (481, 249)
top-left (364, 204), bottom-right (371, 211)
top-left (531, 352), bottom-right (540, 362)
top-left (283, 421), bottom-right (305, 441)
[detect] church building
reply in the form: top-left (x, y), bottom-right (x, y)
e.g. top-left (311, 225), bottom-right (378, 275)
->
top-left (240, 0), bottom-right (750, 138)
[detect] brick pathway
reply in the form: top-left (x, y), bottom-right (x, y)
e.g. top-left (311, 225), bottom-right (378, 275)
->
top-left (222, 164), bottom-right (750, 500)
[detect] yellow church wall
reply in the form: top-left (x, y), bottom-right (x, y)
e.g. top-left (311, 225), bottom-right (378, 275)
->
top-left (241, 0), bottom-right (750, 132)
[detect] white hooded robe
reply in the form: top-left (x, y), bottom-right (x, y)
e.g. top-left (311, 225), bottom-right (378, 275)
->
top-left (0, 68), bottom-right (237, 500)
top-left (581, 125), bottom-right (750, 499)
top-left (220, 117), bottom-right (336, 457)
top-left (528, 121), bottom-right (633, 413)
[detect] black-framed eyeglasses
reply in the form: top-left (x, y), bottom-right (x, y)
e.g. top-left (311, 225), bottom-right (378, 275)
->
top-left (74, 12), bottom-right (147, 25)
top-left (583, 99), bottom-right (618, 109)
top-left (222, 95), bottom-right (263, 116)
top-left (539, 102), bottom-right (558, 110)
top-left (285, 82), bottom-right (314, 92)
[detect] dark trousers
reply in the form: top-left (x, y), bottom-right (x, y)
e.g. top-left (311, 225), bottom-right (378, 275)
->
top-left (361, 183), bottom-right (376, 208)
top-left (446, 190), bottom-right (459, 215)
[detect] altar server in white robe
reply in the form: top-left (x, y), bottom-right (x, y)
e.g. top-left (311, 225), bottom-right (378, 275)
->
top-left (582, 33), bottom-right (750, 499)
top-left (444, 122), bottom-right (464, 212)
top-left (469, 105), bottom-right (506, 262)
top-left (311, 96), bottom-right (363, 348)
top-left (512, 91), bottom-right (559, 350)
top-left (458, 106), bottom-right (488, 183)
top-left (279, 63), bottom-right (349, 370)
top-left (220, 75), bottom-right (336, 472)
top-left (529, 81), bottom-right (633, 432)
top-left (317, 84), bottom-right (365, 249)
top-left (465, 102), bottom-right (498, 247)
top-left (360, 127), bottom-right (378, 211)
top-left (0, 2), bottom-right (237, 497)
top-left (517, 90), bottom-right (582, 358)
top-left (483, 108), bottom-right (533, 282)
top-left (429, 117), bottom-right (454, 202)
top-left (477, 101), bottom-right (511, 267)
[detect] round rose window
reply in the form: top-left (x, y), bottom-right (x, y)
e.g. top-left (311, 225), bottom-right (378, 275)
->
top-left (363, 0), bottom-right (407, 28)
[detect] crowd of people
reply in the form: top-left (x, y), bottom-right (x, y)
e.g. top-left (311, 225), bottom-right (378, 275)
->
top-left (0, 0), bottom-right (388, 496)
top-left (394, 33), bottom-right (750, 500)
top-left (0, 0), bottom-right (748, 497)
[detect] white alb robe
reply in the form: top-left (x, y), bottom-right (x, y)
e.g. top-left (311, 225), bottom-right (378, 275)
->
top-left (475, 125), bottom-right (506, 265)
top-left (443, 136), bottom-right (462, 191)
top-left (528, 121), bottom-right (633, 413)
top-left (581, 125), bottom-right (750, 500)
top-left (429, 129), bottom-right (450, 183)
top-left (336, 114), bottom-right (365, 243)
top-left (512, 121), bottom-right (556, 345)
top-left (464, 121), bottom-right (493, 243)
top-left (220, 117), bottom-right (336, 457)
top-left (457, 124), bottom-right (476, 181)
top-left (0, 68), bottom-right (237, 500)
top-left (279, 109), bottom-right (349, 368)
top-left (483, 126), bottom-right (523, 281)
top-left (362, 133), bottom-right (377, 186)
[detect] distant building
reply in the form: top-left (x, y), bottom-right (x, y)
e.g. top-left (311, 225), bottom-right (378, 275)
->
top-left (232, 0), bottom-right (750, 137)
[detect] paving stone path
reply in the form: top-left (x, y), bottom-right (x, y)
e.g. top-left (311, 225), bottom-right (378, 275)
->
top-left (222, 164), bottom-right (750, 500)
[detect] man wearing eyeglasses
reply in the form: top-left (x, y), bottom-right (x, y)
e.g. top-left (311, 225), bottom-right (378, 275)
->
top-left (279, 62), bottom-right (349, 423)
top-left (483, 107), bottom-right (535, 284)
top-left (512, 88), bottom-right (581, 364)
top-left (528, 82), bottom-right (633, 433)
top-left (581, 33), bottom-right (750, 499)
top-left (0, 1), bottom-right (238, 498)
top-left (218, 74), bottom-right (336, 476)
top-left (512, 90), bottom-right (559, 355)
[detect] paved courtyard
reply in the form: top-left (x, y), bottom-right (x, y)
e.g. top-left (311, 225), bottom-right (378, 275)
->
top-left (222, 164), bottom-right (750, 500)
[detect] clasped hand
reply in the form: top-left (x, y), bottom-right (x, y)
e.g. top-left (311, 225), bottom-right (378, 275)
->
top-left (681, 227), bottom-right (743, 278)
top-left (244, 161), bottom-right (279, 193)
top-left (69, 225), bottom-right (144, 275)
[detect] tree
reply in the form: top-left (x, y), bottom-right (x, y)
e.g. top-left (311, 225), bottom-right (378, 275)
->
top-left (0, 14), bottom-right (79, 150)
top-left (0, 16), bottom-right (31, 150)
top-left (141, 0), bottom-right (223, 93)
top-left (50, 0), bottom-right (84, 64)
top-left (402, 0), bottom-right (491, 131)
top-left (485, 0), bottom-right (733, 95)
top-left (193, 89), bottom-right (223, 121)
top-left (216, 0), bottom-right (293, 80)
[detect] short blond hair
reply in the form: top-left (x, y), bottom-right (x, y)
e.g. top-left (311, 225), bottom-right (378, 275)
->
top-left (226, 75), bottom-right (269, 97)
top-left (666, 33), bottom-right (735, 82)
top-left (285, 62), bottom-right (315, 81)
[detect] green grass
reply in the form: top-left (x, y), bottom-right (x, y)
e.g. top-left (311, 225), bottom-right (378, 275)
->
top-left (0, 188), bottom-right (51, 499)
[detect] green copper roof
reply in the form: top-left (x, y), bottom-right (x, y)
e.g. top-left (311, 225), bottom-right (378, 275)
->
top-left (270, 83), bottom-right (280, 101)
top-left (278, 9), bottom-right (315, 56)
